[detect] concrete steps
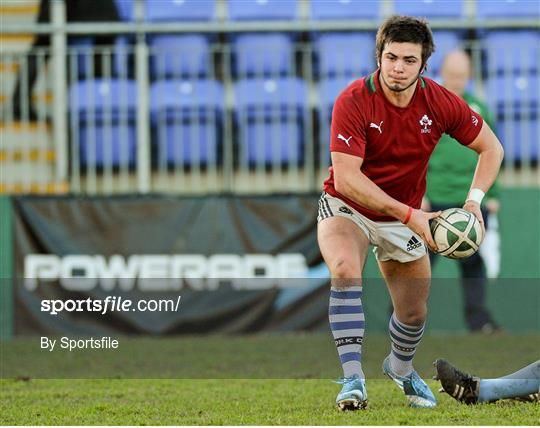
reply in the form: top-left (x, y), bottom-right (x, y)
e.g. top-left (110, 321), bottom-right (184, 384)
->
top-left (0, 122), bottom-right (68, 194)
top-left (0, 1), bottom-right (64, 194)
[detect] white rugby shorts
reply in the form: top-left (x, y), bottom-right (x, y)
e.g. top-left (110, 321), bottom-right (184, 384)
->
top-left (317, 192), bottom-right (427, 263)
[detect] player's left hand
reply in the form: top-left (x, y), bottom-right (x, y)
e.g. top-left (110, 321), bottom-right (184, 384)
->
top-left (463, 200), bottom-right (485, 237)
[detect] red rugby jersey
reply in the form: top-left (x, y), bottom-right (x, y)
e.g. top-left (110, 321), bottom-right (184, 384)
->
top-left (323, 70), bottom-right (484, 222)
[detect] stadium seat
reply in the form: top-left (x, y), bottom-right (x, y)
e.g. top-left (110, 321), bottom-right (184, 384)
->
top-left (113, 0), bottom-right (135, 76)
top-left (319, 78), bottom-right (356, 112)
top-left (67, 35), bottom-right (133, 80)
top-left (476, 0), bottom-right (540, 18)
top-left (484, 31), bottom-right (540, 75)
top-left (150, 79), bottom-right (224, 166)
top-left (318, 77), bottom-right (357, 165)
top-left (310, 0), bottom-right (381, 20)
top-left (486, 75), bottom-right (539, 162)
top-left (393, 0), bottom-right (464, 18)
top-left (314, 33), bottom-right (375, 78)
top-left (68, 34), bottom-right (139, 80)
top-left (69, 79), bottom-right (138, 167)
top-left (426, 31), bottom-right (461, 78)
top-left (115, 0), bottom-right (134, 21)
top-left (496, 118), bottom-right (539, 162)
top-left (232, 33), bottom-right (294, 78)
top-left (233, 78), bottom-right (308, 166)
top-left (67, 37), bottom-right (95, 79)
top-left (228, 0), bottom-right (298, 20)
top-left (150, 35), bottom-right (211, 78)
top-left (145, 0), bottom-right (216, 21)
top-left (486, 75), bottom-right (539, 111)
top-left (112, 36), bottom-right (134, 78)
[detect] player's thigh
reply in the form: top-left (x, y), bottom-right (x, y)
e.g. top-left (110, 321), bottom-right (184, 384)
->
top-left (378, 255), bottom-right (431, 323)
top-left (318, 216), bottom-right (369, 280)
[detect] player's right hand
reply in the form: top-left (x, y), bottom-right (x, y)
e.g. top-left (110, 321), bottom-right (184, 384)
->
top-left (407, 209), bottom-right (442, 252)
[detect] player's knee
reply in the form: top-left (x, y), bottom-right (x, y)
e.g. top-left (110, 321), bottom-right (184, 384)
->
top-left (398, 308), bottom-right (427, 326)
top-left (330, 259), bottom-right (362, 284)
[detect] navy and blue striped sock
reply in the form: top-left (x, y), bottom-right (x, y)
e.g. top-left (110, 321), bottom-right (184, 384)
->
top-left (329, 285), bottom-right (365, 379)
top-left (388, 312), bottom-right (425, 376)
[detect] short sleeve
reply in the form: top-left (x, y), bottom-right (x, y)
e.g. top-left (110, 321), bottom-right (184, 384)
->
top-left (468, 95), bottom-right (495, 130)
top-left (329, 91), bottom-right (367, 157)
top-left (442, 89), bottom-right (484, 146)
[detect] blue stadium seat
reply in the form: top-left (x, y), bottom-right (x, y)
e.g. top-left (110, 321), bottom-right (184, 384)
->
top-left (486, 75), bottom-right (539, 162)
top-left (150, 80), bottom-right (224, 166)
top-left (150, 35), bottom-right (211, 78)
top-left (319, 78), bottom-right (356, 111)
top-left (484, 31), bottom-right (540, 75)
top-left (115, 0), bottom-right (134, 21)
top-left (232, 33), bottom-right (294, 78)
top-left (145, 0), bottom-right (216, 21)
top-left (394, 0), bottom-right (464, 18)
top-left (476, 0), bottom-right (540, 18)
top-left (67, 37), bottom-right (94, 79)
top-left (228, 0), bottom-right (298, 20)
top-left (234, 78), bottom-right (308, 166)
top-left (486, 75), bottom-right (539, 110)
top-left (426, 31), bottom-right (462, 78)
top-left (496, 118), bottom-right (539, 162)
top-left (69, 79), bottom-right (138, 167)
top-left (310, 0), bottom-right (381, 20)
top-left (67, 34), bottom-right (135, 80)
top-left (315, 33), bottom-right (375, 78)
top-left (318, 78), bottom-right (357, 165)
top-left (113, 36), bottom-right (133, 78)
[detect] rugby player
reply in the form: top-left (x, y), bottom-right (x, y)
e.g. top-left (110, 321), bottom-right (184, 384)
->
top-left (317, 15), bottom-right (504, 410)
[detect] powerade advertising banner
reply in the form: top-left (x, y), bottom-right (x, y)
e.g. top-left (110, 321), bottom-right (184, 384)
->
top-left (5, 194), bottom-right (539, 381)
top-left (13, 195), bottom-right (328, 336)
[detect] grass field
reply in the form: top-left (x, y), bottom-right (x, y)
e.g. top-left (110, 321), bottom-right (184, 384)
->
top-left (1, 333), bottom-right (539, 425)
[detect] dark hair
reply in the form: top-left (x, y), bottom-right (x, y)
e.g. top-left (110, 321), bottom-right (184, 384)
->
top-left (375, 15), bottom-right (435, 69)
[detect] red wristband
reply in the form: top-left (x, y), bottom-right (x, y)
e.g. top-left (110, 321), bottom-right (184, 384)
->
top-left (402, 206), bottom-right (413, 225)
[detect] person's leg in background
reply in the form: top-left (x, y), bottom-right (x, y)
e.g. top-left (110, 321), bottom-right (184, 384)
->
top-left (430, 203), bottom-right (498, 333)
top-left (435, 359), bottom-right (540, 403)
top-left (457, 207), bottom-right (499, 333)
top-left (458, 252), bottom-right (495, 332)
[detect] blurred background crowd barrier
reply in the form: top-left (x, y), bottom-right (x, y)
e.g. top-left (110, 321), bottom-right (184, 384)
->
top-left (1, 0), bottom-right (538, 195)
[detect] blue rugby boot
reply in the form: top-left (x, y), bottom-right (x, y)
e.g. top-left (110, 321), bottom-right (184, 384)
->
top-left (383, 356), bottom-right (437, 408)
top-left (335, 375), bottom-right (368, 410)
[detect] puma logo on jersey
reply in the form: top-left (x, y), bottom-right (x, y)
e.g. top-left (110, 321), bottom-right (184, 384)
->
top-left (337, 134), bottom-right (352, 146)
top-left (370, 121), bottom-right (383, 134)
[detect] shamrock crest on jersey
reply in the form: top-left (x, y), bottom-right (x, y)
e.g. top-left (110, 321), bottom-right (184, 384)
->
top-left (419, 115), bottom-right (432, 134)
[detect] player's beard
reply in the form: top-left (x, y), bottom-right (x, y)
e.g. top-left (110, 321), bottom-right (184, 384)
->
top-left (380, 71), bottom-right (421, 93)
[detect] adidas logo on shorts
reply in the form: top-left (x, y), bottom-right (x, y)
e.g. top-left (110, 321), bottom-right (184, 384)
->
top-left (407, 236), bottom-right (422, 251)
top-left (339, 206), bottom-right (353, 215)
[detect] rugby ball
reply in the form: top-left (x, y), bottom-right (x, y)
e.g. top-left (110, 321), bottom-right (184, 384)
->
top-left (430, 208), bottom-right (484, 259)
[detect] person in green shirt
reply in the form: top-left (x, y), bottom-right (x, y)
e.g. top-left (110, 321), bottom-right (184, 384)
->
top-left (423, 49), bottom-right (500, 333)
